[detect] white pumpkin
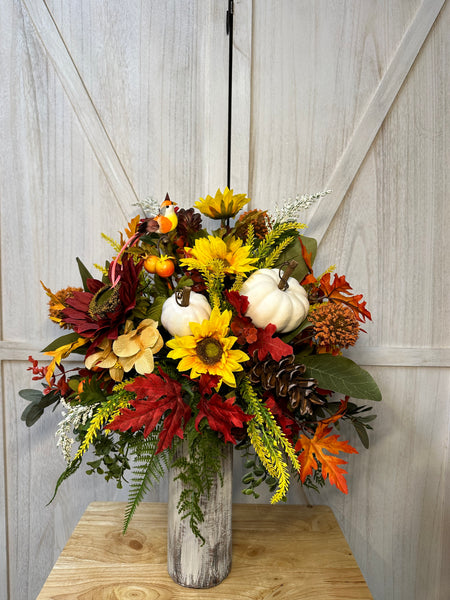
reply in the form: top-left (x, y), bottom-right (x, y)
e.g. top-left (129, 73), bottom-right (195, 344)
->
top-left (161, 289), bottom-right (212, 337)
top-left (239, 268), bottom-right (309, 333)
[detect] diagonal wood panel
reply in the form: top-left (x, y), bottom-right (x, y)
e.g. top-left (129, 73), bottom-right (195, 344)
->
top-left (21, 0), bottom-right (138, 219)
top-left (307, 0), bottom-right (446, 245)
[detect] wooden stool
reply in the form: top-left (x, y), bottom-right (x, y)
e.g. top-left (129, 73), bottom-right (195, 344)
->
top-left (37, 502), bottom-right (373, 599)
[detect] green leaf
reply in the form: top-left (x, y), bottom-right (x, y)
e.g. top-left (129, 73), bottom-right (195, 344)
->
top-left (274, 235), bottom-right (317, 283)
top-left (21, 404), bottom-right (45, 426)
top-left (147, 296), bottom-right (166, 321)
top-left (39, 391), bottom-right (60, 409)
top-left (153, 275), bottom-right (170, 298)
top-left (41, 332), bottom-right (81, 353)
top-left (358, 415), bottom-right (377, 423)
top-left (102, 261), bottom-right (111, 285)
top-left (299, 354), bottom-right (382, 402)
top-left (352, 420), bottom-right (370, 449)
top-left (176, 276), bottom-right (194, 289)
top-left (79, 377), bottom-right (108, 405)
top-left (76, 257), bottom-right (94, 291)
top-left (281, 319), bottom-right (312, 344)
top-left (19, 389), bottom-right (44, 402)
top-left (20, 390), bottom-right (60, 426)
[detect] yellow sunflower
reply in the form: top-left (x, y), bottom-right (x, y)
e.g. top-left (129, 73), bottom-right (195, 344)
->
top-left (194, 187), bottom-right (250, 219)
top-left (181, 235), bottom-right (257, 276)
top-left (166, 307), bottom-right (249, 387)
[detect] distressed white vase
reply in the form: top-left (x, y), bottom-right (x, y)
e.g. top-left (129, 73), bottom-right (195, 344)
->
top-left (167, 439), bottom-right (233, 588)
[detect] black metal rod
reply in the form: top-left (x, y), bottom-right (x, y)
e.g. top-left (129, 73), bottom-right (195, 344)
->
top-left (226, 0), bottom-right (234, 189)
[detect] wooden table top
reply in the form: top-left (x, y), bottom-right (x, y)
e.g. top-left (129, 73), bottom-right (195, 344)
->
top-left (37, 502), bottom-right (373, 599)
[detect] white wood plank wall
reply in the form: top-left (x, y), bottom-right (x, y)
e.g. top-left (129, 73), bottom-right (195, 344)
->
top-left (0, 1), bottom-right (448, 599)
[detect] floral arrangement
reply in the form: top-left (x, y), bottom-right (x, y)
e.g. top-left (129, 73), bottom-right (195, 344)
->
top-left (20, 188), bottom-right (381, 537)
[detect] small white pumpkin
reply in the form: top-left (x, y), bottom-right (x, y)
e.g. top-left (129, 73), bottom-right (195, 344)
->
top-left (239, 265), bottom-right (309, 333)
top-left (161, 288), bottom-right (212, 337)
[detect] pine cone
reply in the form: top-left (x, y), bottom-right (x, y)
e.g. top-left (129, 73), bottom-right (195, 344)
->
top-left (249, 355), bottom-right (325, 416)
top-left (234, 209), bottom-right (269, 241)
top-left (176, 207), bottom-right (202, 239)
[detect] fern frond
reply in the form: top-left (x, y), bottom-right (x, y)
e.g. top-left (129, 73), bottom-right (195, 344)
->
top-left (171, 425), bottom-right (227, 542)
top-left (123, 429), bottom-right (168, 533)
top-left (47, 457), bottom-right (82, 504)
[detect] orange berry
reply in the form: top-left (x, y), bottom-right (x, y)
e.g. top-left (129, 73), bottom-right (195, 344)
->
top-left (156, 257), bottom-right (175, 278)
top-left (144, 255), bottom-right (159, 273)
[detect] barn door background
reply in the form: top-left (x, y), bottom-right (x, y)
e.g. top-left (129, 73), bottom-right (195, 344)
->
top-left (1, 1), bottom-right (448, 599)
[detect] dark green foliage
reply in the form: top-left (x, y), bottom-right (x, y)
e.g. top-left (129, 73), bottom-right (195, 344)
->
top-left (123, 429), bottom-right (169, 534)
top-left (85, 430), bottom-right (131, 486)
top-left (171, 424), bottom-right (226, 542)
top-left (20, 389), bottom-right (60, 426)
top-left (76, 257), bottom-right (94, 291)
top-left (275, 234), bottom-right (317, 282)
top-left (302, 463), bottom-right (326, 493)
top-left (146, 295), bottom-right (166, 321)
top-left (300, 354), bottom-right (382, 402)
top-left (77, 376), bottom-right (109, 405)
top-left (237, 439), bottom-right (287, 499)
top-left (322, 401), bottom-right (377, 449)
top-left (41, 333), bottom-right (81, 353)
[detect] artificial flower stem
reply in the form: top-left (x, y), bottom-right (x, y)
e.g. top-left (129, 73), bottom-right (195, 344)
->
top-left (110, 233), bottom-right (140, 287)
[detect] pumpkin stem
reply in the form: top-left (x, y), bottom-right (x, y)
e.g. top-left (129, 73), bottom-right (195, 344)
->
top-left (176, 286), bottom-right (192, 307)
top-left (278, 260), bottom-right (298, 290)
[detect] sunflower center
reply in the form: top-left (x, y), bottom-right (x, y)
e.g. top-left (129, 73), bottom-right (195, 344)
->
top-left (196, 337), bottom-right (224, 365)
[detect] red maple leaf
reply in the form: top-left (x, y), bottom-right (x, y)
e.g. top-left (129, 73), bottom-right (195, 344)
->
top-left (230, 315), bottom-right (258, 344)
top-left (226, 290), bottom-right (258, 344)
top-left (295, 413), bottom-right (358, 493)
top-left (248, 323), bottom-right (293, 361)
top-left (225, 290), bottom-right (249, 315)
top-left (108, 368), bottom-right (191, 453)
top-left (198, 374), bottom-right (221, 396)
top-left (195, 393), bottom-right (253, 444)
top-left (319, 273), bottom-right (371, 323)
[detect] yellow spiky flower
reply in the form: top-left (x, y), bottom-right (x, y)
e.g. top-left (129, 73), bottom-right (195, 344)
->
top-left (194, 187), bottom-right (250, 219)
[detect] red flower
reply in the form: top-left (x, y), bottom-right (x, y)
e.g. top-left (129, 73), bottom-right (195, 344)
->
top-left (225, 290), bottom-right (258, 344)
top-left (62, 256), bottom-right (142, 341)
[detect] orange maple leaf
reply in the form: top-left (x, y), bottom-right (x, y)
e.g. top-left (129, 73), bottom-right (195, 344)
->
top-left (124, 215), bottom-right (141, 238)
top-left (318, 272), bottom-right (371, 323)
top-left (295, 405), bottom-right (358, 493)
